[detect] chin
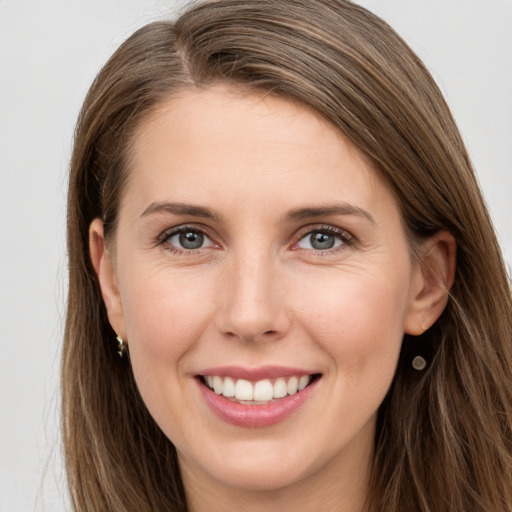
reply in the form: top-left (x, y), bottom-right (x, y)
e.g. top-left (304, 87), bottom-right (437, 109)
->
top-left (178, 432), bottom-right (342, 496)
top-left (198, 457), bottom-right (315, 493)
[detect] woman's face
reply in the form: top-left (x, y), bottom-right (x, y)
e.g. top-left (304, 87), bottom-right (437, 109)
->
top-left (94, 86), bottom-right (431, 498)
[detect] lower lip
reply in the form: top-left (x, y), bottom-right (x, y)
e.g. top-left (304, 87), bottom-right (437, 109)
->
top-left (197, 378), bottom-right (319, 428)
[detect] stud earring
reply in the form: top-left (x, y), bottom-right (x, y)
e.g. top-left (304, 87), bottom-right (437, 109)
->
top-left (412, 355), bottom-right (427, 371)
top-left (116, 335), bottom-right (127, 358)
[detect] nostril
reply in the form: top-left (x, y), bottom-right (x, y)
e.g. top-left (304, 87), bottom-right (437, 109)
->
top-left (221, 329), bottom-right (282, 342)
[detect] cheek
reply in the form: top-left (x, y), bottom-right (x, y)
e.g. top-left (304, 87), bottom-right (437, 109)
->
top-left (119, 265), bottom-right (216, 374)
top-left (294, 269), bottom-right (410, 375)
top-left (117, 265), bottom-right (219, 439)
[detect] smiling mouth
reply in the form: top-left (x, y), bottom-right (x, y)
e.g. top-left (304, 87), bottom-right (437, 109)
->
top-left (199, 374), bottom-right (321, 405)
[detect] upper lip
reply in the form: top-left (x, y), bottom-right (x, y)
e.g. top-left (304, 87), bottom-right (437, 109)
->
top-left (196, 365), bottom-right (317, 381)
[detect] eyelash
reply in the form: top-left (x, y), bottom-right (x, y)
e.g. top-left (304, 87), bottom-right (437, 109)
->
top-left (157, 224), bottom-right (354, 255)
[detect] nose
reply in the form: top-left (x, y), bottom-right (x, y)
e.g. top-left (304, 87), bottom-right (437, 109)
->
top-left (215, 251), bottom-right (291, 343)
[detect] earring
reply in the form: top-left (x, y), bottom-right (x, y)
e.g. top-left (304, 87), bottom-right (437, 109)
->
top-left (116, 335), bottom-right (127, 358)
top-left (412, 355), bottom-right (427, 371)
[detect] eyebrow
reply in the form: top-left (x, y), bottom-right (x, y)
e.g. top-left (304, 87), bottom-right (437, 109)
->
top-left (140, 202), bottom-right (223, 221)
top-left (285, 203), bottom-right (375, 224)
top-left (140, 200), bottom-right (375, 224)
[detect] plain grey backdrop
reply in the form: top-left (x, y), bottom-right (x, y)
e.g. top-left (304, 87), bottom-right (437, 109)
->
top-left (0, 1), bottom-right (510, 510)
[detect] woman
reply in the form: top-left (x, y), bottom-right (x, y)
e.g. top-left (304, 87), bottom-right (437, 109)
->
top-left (62, 0), bottom-right (512, 510)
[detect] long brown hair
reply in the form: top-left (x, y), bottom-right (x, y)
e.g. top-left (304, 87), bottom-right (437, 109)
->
top-left (63, 1), bottom-right (512, 510)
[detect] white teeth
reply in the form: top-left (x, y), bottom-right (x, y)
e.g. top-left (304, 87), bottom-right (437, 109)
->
top-left (273, 378), bottom-right (287, 398)
top-left (213, 376), bottom-right (223, 395)
top-left (287, 376), bottom-right (299, 395)
top-left (204, 374), bottom-right (313, 402)
top-left (223, 377), bottom-right (235, 397)
top-left (298, 375), bottom-right (309, 391)
top-left (235, 379), bottom-right (254, 400)
top-left (253, 379), bottom-right (274, 401)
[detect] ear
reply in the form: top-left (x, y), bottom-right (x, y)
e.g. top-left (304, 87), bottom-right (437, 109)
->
top-left (404, 231), bottom-right (456, 335)
top-left (89, 218), bottom-right (127, 340)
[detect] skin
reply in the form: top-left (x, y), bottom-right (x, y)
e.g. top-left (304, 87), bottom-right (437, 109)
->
top-left (90, 86), bottom-right (455, 512)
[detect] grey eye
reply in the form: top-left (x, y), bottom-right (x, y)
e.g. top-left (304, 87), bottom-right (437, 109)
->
top-left (179, 231), bottom-right (204, 249)
top-left (297, 231), bottom-right (343, 251)
top-left (167, 229), bottom-right (213, 250)
top-left (312, 232), bottom-right (335, 250)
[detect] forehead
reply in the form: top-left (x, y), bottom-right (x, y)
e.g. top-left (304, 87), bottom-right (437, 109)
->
top-left (123, 85), bottom-right (394, 222)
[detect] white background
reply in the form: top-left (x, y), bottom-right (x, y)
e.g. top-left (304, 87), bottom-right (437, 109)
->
top-left (0, 1), bottom-right (510, 510)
